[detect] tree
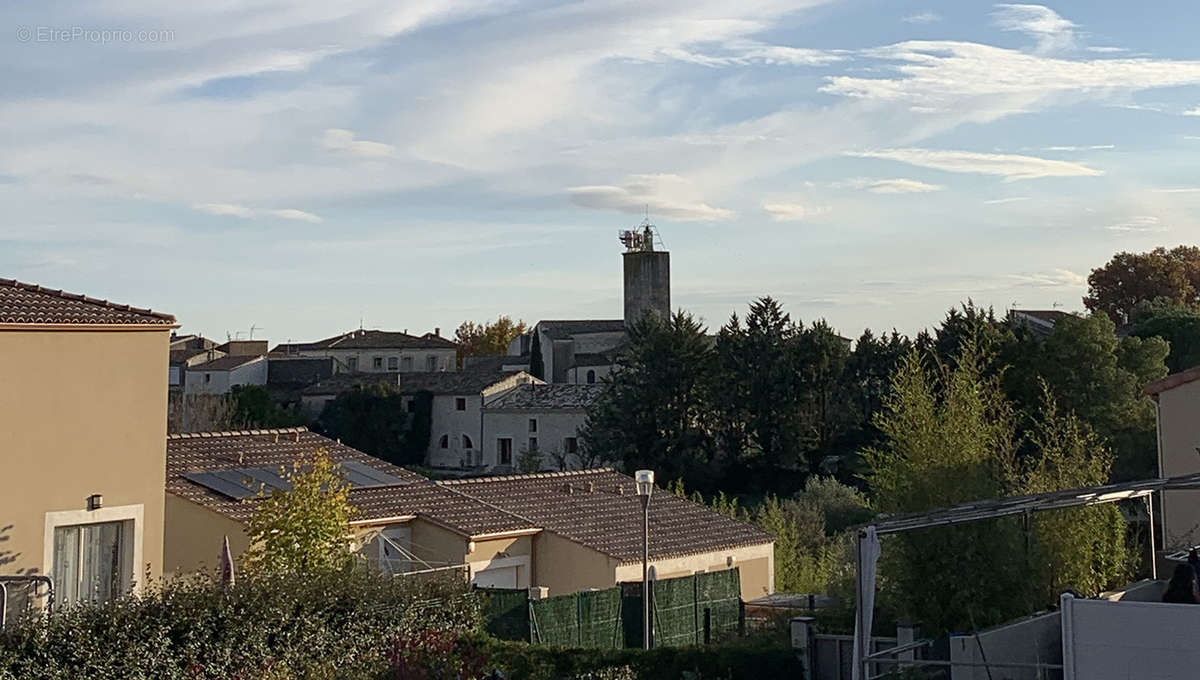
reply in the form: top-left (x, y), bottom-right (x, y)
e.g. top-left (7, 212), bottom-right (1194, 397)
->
top-left (1004, 313), bottom-right (1168, 480)
top-left (1016, 387), bottom-right (1132, 607)
top-left (838, 329), bottom-right (914, 468)
top-left (230, 385), bottom-right (303, 429)
top-left (929, 301), bottom-right (1014, 373)
top-left (241, 448), bottom-right (357, 574)
top-left (865, 343), bottom-right (1132, 632)
top-left (1129, 301), bottom-right (1200, 374)
top-left (795, 320), bottom-right (852, 473)
top-left (516, 443), bottom-right (543, 473)
top-left (711, 298), bottom-right (806, 475)
top-left (454, 316), bottom-right (529, 366)
top-left (1084, 246), bottom-right (1200, 326)
top-left (316, 384), bottom-right (430, 466)
top-left (529, 330), bottom-right (544, 381)
top-left (167, 392), bottom-right (235, 434)
top-left (581, 312), bottom-right (717, 491)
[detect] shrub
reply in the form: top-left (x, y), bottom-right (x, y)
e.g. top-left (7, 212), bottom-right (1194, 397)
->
top-left (0, 569), bottom-right (479, 680)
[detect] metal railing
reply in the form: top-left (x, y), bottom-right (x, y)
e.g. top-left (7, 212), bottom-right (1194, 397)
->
top-left (0, 575), bottom-right (54, 629)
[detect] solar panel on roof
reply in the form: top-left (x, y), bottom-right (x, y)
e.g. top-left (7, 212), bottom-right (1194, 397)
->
top-left (237, 467), bottom-right (292, 492)
top-left (183, 472), bottom-right (256, 500)
top-left (341, 468), bottom-right (383, 488)
top-left (341, 460), bottom-right (412, 488)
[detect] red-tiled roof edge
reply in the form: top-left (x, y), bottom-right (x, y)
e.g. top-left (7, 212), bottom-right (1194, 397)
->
top-left (438, 467), bottom-right (616, 486)
top-left (1145, 365), bottom-right (1200, 396)
top-left (0, 277), bottom-right (177, 324)
top-left (431, 483), bottom-right (544, 536)
top-left (168, 426), bottom-right (309, 440)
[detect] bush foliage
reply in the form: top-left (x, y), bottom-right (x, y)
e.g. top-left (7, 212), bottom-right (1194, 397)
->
top-left (0, 570), bottom-right (479, 680)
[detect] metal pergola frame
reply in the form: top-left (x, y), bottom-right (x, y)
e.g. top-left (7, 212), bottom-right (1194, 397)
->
top-left (852, 471), bottom-right (1200, 680)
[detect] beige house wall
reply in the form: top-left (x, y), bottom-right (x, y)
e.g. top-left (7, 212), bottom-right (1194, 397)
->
top-left (612, 542), bottom-right (775, 601)
top-left (1155, 381), bottom-right (1200, 547)
top-left (531, 532), bottom-right (620, 596)
top-left (0, 327), bottom-right (170, 589)
top-left (163, 494), bottom-right (250, 578)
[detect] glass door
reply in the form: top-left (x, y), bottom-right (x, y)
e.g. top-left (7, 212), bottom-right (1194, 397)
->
top-left (52, 521), bottom-right (129, 606)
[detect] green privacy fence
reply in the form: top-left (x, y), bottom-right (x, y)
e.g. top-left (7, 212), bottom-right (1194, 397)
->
top-left (481, 569), bottom-right (742, 650)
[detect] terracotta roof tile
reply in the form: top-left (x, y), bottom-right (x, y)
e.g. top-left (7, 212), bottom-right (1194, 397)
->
top-left (0, 278), bottom-right (175, 326)
top-left (166, 428), bottom-right (534, 536)
top-left (442, 469), bottom-right (773, 563)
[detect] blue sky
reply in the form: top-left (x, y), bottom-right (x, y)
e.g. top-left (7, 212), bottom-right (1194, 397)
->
top-left (3, 1), bottom-right (1200, 343)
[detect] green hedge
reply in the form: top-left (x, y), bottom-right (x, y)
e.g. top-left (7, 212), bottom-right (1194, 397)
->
top-left (0, 569), bottom-right (479, 680)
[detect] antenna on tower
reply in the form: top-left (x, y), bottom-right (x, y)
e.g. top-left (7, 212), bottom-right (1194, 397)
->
top-left (618, 217), bottom-right (662, 253)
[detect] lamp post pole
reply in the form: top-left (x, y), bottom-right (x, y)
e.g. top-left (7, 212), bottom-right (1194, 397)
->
top-left (642, 492), bottom-right (650, 650)
top-left (636, 469), bottom-right (655, 651)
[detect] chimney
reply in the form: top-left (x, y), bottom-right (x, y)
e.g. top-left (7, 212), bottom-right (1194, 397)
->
top-left (434, 327), bottom-right (441, 337)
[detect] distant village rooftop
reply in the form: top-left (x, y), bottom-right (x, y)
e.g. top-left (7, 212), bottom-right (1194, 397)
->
top-left (272, 329), bottom-right (456, 354)
top-left (485, 383), bottom-right (604, 410)
top-left (0, 278), bottom-right (176, 326)
top-left (301, 369), bottom-right (533, 397)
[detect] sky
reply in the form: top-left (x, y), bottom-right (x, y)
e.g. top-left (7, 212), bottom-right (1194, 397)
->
top-left (3, 1), bottom-right (1200, 344)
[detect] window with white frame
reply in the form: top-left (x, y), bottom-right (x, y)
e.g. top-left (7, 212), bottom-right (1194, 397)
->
top-left (401, 356), bottom-right (412, 371)
top-left (427, 355), bottom-right (438, 371)
top-left (387, 356), bottom-right (399, 371)
top-left (52, 521), bottom-right (131, 606)
top-left (373, 356), bottom-right (384, 369)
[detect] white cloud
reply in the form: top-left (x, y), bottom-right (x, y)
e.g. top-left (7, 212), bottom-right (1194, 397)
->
top-left (831, 177), bottom-right (944, 193)
top-left (567, 174), bottom-right (733, 221)
top-left (1152, 187), bottom-right (1200, 193)
top-left (983, 196), bottom-right (1031, 204)
top-left (192, 203), bottom-right (322, 222)
top-left (1105, 215), bottom-right (1165, 233)
top-left (866, 178), bottom-right (944, 193)
top-left (822, 41), bottom-right (1200, 120)
top-left (1008, 268), bottom-right (1086, 288)
top-left (193, 203), bottom-right (254, 218)
top-left (1087, 46), bottom-right (1127, 54)
top-left (658, 41), bottom-right (845, 67)
top-left (762, 202), bottom-right (831, 221)
top-left (1183, 106), bottom-right (1200, 116)
top-left (991, 4), bottom-right (1076, 53)
top-left (902, 11), bottom-right (941, 24)
top-left (320, 129), bottom-right (397, 158)
top-left (266, 209), bottom-right (324, 223)
top-left (1042, 144), bottom-right (1114, 151)
top-left (847, 148), bottom-right (1103, 181)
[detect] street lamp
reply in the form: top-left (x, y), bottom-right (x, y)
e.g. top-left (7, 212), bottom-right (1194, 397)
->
top-left (635, 469), bottom-right (655, 650)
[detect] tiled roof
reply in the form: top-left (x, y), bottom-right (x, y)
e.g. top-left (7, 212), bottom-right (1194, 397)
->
top-left (272, 329), bottom-right (456, 353)
top-left (1146, 365), bottom-right (1200, 396)
top-left (0, 278), bottom-right (175, 326)
top-left (442, 469), bottom-right (773, 563)
top-left (188, 354), bottom-right (265, 371)
top-left (485, 383), bottom-right (604, 410)
top-left (537, 320), bottom-right (626, 341)
top-left (302, 370), bottom-right (534, 397)
top-left (166, 428), bottom-right (534, 536)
